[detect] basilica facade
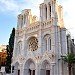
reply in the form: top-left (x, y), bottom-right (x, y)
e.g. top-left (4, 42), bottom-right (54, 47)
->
top-left (12, 0), bottom-right (68, 75)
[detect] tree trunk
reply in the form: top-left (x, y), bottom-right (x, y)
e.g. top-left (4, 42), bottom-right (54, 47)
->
top-left (68, 64), bottom-right (72, 75)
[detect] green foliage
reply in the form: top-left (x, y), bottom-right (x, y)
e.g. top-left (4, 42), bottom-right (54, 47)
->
top-left (61, 53), bottom-right (75, 64)
top-left (61, 53), bottom-right (75, 75)
top-left (9, 28), bottom-right (15, 48)
top-left (5, 28), bottom-right (15, 73)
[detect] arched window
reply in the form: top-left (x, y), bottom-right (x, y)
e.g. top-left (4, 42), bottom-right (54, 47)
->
top-left (48, 37), bottom-right (51, 50)
top-left (46, 5), bottom-right (47, 19)
top-left (21, 15), bottom-right (23, 28)
top-left (45, 39), bottom-right (47, 50)
top-left (44, 34), bottom-right (51, 51)
top-left (50, 5), bottom-right (51, 18)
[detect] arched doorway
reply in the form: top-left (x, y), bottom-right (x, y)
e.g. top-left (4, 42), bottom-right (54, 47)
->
top-left (14, 62), bottom-right (20, 75)
top-left (41, 60), bottom-right (50, 75)
top-left (24, 59), bottom-right (35, 75)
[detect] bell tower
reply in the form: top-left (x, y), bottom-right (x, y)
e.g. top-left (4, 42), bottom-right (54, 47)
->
top-left (39, 0), bottom-right (64, 28)
top-left (39, 0), bottom-right (57, 21)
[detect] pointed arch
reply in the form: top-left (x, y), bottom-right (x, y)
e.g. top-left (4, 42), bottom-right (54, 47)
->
top-left (24, 58), bottom-right (35, 69)
top-left (41, 60), bottom-right (50, 75)
top-left (43, 34), bottom-right (51, 52)
top-left (13, 62), bottom-right (20, 75)
top-left (41, 60), bottom-right (50, 69)
top-left (24, 58), bottom-right (36, 75)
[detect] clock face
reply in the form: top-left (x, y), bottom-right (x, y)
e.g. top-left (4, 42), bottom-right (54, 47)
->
top-left (29, 37), bottom-right (38, 51)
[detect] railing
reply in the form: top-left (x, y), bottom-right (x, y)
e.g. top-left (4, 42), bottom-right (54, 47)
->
top-left (41, 20), bottom-right (51, 28)
top-left (26, 21), bottom-right (40, 32)
top-left (26, 20), bottom-right (51, 32)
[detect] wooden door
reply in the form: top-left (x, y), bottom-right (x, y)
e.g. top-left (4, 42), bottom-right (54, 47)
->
top-left (18, 70), bottom-right (20, 75)
top-left (46, 70), bottom-right (50, 75)
top-left (33, 70), bottom-right (35, 75)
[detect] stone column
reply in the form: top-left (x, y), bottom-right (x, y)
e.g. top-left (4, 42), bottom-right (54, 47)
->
top-left (51, 1), bottom-right (58, 26)
top-left (37, 23), bottom-right (42, 54)
top-left (35, 64), bottom-right (40, 75)
top-left (20, 64), bottom-right (24, 75)
top-left (14, 68), bottom-right (18, 75)
top-left (24, 69), bottom-right (29, 75)
top-left (51, 62), bottom-right (56, 75)
top-left (52, 1), bottom-right (56, 18)
top-left (51, 26), bottom-right (56, 51)
top-left (39, 4), bottom-right (43, 22)
top-left (40, 4), bottom-right (46, 21)
top-left (17, 14), bottom-right (21, 29)
top-left (43, 4), bottom-right (46, 21)
top-left (19, 15), bottom-right (22, 28)
top-left (47, 4), bottom-right (50, 20)
top-left (47, 38), bottom-right (48, 51)
top-left (51, 1), bottom-right (54, 18)
top-left (25, 13), bottom-right (29, 26)
top-left (40, 69), bottom-right (45, 75)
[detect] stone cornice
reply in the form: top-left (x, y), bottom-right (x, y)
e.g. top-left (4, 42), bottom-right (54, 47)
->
top-left (16, 19), bottom-right (64, 37)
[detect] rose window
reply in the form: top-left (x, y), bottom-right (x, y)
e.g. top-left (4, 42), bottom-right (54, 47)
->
top-left (29, 37), bottom-right (38, 51)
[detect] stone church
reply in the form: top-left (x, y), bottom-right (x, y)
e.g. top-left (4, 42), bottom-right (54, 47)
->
top-left (12, 0), bottom-right (68, 75)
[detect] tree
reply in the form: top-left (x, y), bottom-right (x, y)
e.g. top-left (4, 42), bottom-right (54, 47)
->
top-left (5, 28), bottom-right (15, 73)
top-left (61, 53), bottom-right (75, 75)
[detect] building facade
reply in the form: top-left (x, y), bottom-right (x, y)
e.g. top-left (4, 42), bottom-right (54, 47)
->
top-left (12, 0), bottom-right (68, 75)
top-left (0, 45), bottom-right (7, 69)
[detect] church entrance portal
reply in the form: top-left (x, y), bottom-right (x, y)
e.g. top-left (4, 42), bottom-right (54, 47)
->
top-left (41, 60), bottom-right (50, 75)
top-left (24, 59), bottom-right (35, 75)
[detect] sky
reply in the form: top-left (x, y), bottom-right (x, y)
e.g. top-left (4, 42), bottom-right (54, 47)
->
top-left (0, 0), bottom-right (75, 45)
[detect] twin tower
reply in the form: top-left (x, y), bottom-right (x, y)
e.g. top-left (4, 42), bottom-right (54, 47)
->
top-left (17, 0), bottom-right (64, 29)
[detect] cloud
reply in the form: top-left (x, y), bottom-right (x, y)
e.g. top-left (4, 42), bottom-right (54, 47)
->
top-left (0, 0), bottom-right (75, 38)
top-left (0, 0), bottom-right (75, 25)
top-left (0, 0), bottom-right (43, 15)
top-left (0, 0), bottom-right (18, 13)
